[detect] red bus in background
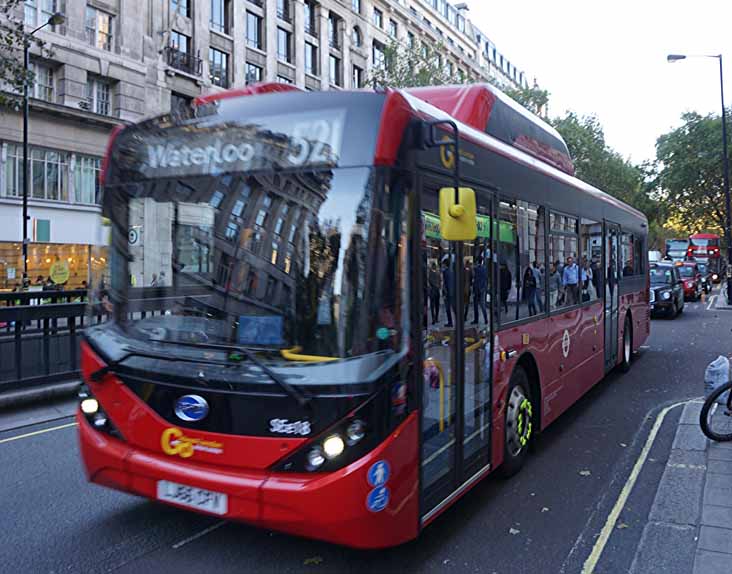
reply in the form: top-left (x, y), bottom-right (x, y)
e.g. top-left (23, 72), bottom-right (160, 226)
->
top-left (77, 82), bottom-right (649, 548)
top-left (688, 233), bottom-right (723, 281)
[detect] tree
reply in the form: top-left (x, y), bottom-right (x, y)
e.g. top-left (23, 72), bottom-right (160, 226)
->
top-left (552, 112), bottom-right (666, 247)
top-left (502, 82), bottom-right (550, 118)
top-left (655, 110), bottom-right (731, 237)
top-left (366, 39), bottom-right (468, 89)
top-left (0, 1), bottom-right (50, 109)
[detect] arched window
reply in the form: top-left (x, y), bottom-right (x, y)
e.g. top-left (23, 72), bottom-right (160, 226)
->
top-left (352, 26), bottom-right (362, 47)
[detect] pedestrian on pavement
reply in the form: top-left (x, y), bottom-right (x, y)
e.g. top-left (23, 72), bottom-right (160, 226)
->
top-left (442, 257), bottom-right (454, 327)
top-left (499, 263), bottom-right (512, 315)
top-left (562, 256), bottom-right (580, 305)
top-left (428, 261), bottom-right (442, 325)
top-left (531, 260), bottom-right (544, 312)
top-left (523, 266), bottom-right (537, 316)
top-left (548, 262), bottom-right (561, 309)
top-left (463, 259), bottom-right (473, 321)
top-left (472, 256), bottom-right (488, 324)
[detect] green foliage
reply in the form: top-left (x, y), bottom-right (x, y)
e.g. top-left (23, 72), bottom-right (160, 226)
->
top-left (655, 110), bottom-right (731, 237)
top-left (0, 0), bottom-right (49, 109)
top-left (552, 112), bottom-right (666, 247)
top-left (366, 39), bottom-right (469, 89)
top-left (502, 84), bottom-right (549, 118)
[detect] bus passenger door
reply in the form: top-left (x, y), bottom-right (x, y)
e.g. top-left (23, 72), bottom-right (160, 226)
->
top-left (419, 174), bottom-right (493, 518)
top-left (604, 223), bottom-right (620, 372)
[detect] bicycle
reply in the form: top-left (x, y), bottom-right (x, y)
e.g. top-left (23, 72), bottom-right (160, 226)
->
top-left (699, 380), bottom-right (732, 441)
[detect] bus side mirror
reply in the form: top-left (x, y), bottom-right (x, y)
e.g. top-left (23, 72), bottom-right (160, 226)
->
top-left (439, 187), bottom-right (477, 241)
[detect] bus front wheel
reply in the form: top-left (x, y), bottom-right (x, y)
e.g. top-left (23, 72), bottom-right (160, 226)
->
top-left (499, 366), bottom-right (533, 478)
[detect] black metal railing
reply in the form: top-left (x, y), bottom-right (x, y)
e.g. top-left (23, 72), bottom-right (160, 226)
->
top-left (0, 290), bottom-right (92, 392)
top-left (165, 46), bottom-right (203, 76)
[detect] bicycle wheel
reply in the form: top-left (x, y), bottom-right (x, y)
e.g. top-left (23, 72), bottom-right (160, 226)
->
top-left (700, 381), bottom-right (732, 442)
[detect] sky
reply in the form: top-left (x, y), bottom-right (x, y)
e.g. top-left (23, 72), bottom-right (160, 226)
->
top-left (465, 0), bottom-right (732, 164)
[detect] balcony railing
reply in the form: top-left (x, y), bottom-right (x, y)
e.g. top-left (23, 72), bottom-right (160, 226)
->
top-left (165, 46), bottom-right (203, 76)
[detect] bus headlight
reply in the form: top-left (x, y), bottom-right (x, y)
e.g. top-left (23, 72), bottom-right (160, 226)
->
top-left (272, 385), bottom-right (401, 473)
top-left (80, 398), bottom-right (99, 414)
top-left (306, 446), bottom-right (325, 470)
top-left (78, 384), bottom-right (123, 439)
top-left (346, 419), bottom-right (367, 445)
top-left (323, 435), bottom-right (345, 459)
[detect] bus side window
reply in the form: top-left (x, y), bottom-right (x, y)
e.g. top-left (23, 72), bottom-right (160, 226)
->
top-left (549, 212), bottom-right (579, 310)
top-left (580, 218), bottom-right (601, 302)
top-left (497, 199), bottom-right (519, 324)
top-left (516, 201), bottom-right (544, 320)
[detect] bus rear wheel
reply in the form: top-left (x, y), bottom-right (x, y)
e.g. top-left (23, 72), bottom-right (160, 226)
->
top-left (499, 366), bottom-right (533, 478)
top-left (619, 316), bottom-right (632, 372)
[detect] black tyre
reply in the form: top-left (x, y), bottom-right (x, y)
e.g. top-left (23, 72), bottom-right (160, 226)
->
top-left (499, 366), bottom-right (534, 478)
top-left (668, 300), bottom-right (678, 319)
top-left (619, 315), bottom-right (632, 372)
top-left (677, 298), bottom-right (684, 315)
top-left (700, 381), bottom-right (732, 442)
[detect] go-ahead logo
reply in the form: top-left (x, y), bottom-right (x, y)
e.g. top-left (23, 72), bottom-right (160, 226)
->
top-left (160, 427), bottom-right (223, 459)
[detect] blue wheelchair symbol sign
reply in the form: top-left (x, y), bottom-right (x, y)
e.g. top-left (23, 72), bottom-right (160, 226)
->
top-left (367, 460), bottom-right (390, 487)
top-left (366, 486), bottom-right (389, 512)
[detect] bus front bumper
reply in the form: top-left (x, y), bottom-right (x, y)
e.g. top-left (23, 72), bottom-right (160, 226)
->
top-left (77, 410), bottom-right (419, 549)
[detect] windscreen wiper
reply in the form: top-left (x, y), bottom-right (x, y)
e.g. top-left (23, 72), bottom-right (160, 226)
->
top-left (89, 348), bottom-right (236, 382)
top-left (147, 339), bottom-right (312, 409)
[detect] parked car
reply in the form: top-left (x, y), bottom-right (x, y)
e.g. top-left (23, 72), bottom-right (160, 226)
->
top-left (695, 261), bottom-right (714, 294)
top-left (650, 263), bottom-right (684, 317)
top-left (677, 261), bottom-right (703, 301)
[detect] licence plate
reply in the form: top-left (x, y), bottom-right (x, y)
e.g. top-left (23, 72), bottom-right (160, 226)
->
top-left (156, 480), bottom-right (228, 515)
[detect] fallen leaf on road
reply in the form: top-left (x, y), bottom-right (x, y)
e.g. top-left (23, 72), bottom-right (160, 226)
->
top-left (541, 507), bottom-right (549, 513)
top-left (509, 528), bottom-right (521, 535)
top-left (617, 522), bottom-right (629, 530)
top-left (304, 556), bottom-right (323, 565)
top-left (620, 443), bottom-right (627, 447)
top-left (579, 470), bottom-right (591, 476)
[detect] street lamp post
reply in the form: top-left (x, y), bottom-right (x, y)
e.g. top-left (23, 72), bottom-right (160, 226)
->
top-left (21, 12), bottom-right (65, 287)
top-left (668, 53), bottom-right (732, 304)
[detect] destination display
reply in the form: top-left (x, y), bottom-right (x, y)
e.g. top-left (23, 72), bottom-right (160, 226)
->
top-left (116, 109), bottom-right (347, 180)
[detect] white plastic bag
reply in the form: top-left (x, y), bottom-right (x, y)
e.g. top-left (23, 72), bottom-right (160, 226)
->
top-left (704, 355), bottom-right (730, 405)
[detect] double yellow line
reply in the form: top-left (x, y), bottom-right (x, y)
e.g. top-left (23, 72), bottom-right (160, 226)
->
top-left (0, 421), bottom-right (77, 445)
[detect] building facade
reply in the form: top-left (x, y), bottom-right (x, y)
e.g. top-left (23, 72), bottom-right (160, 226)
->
top-left (0, 0), bottom-right (527, 289)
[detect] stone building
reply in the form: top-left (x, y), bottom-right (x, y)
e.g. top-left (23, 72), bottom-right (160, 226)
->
top-left (0, 0), bottom-right (528, 289)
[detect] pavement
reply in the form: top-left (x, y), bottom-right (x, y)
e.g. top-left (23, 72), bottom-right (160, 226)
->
top-left (629, 401), bottom-right (732, 574)
top-left (0, 292), bottom-right (731, 573)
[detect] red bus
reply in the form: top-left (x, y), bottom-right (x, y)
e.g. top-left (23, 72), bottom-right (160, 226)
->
top-left (688, 233), bottom-right (723, 281)
top-left (77, 83), bottom-right (649, 548)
